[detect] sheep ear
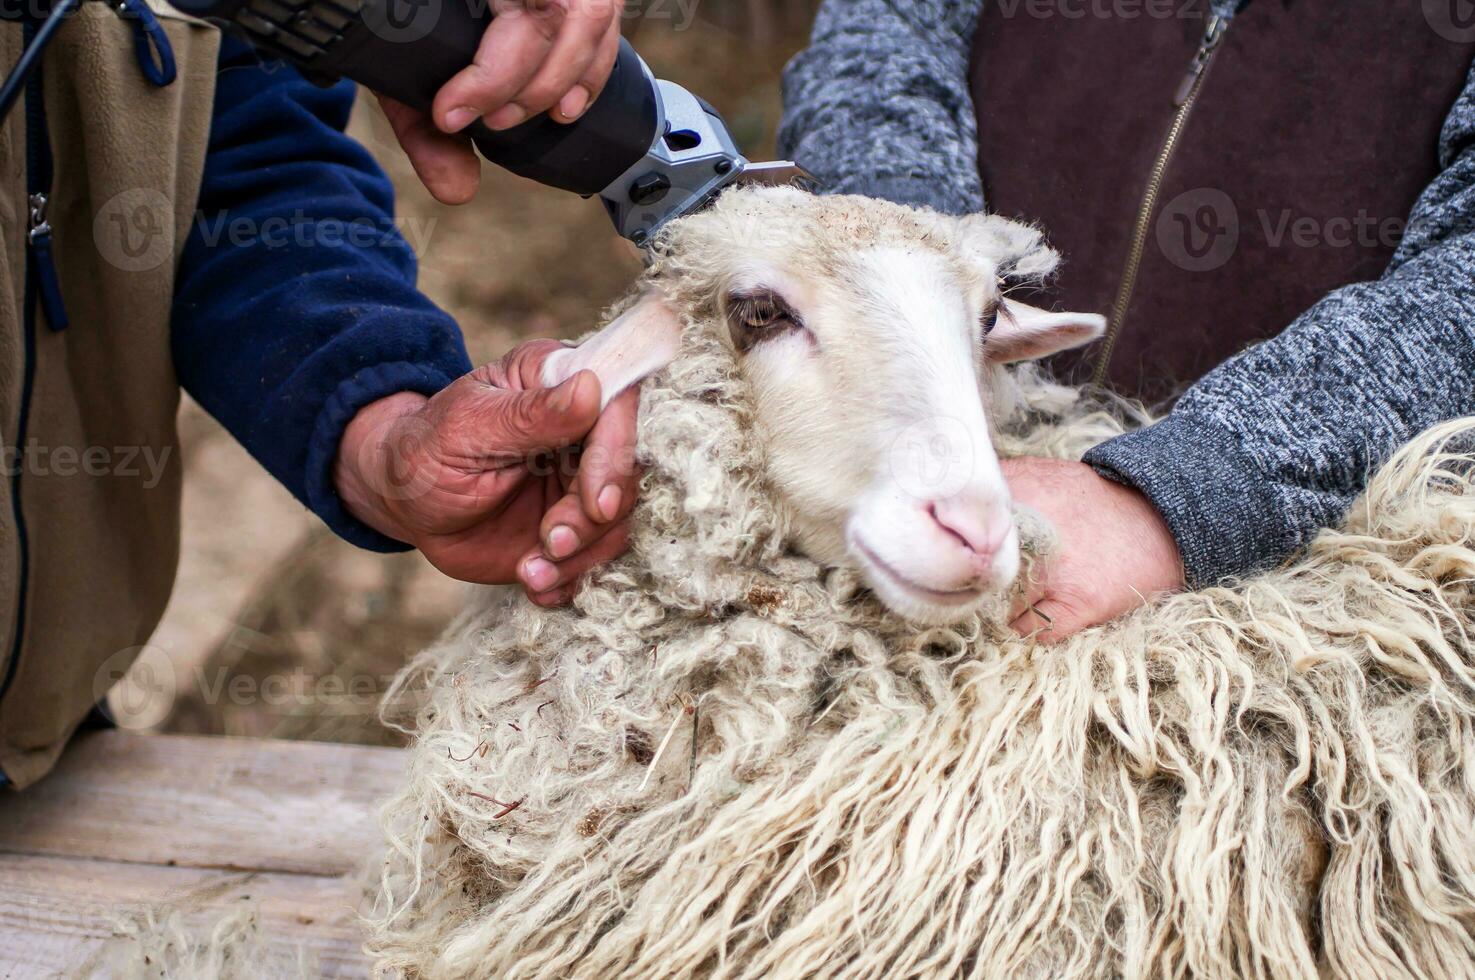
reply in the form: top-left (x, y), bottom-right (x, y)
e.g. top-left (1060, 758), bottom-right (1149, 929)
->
top-left (954, 214), bottom-right (1060, 280)
top-left (984, 300), bottom-right (1105, 364)
top-left (542, 290), bottom-right (683, 409)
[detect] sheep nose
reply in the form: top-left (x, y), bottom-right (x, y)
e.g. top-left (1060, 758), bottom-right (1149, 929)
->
top-left (927, 498), bottom-right (1012, 558)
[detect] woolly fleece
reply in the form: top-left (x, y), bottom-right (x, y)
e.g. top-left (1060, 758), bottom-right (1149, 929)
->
top-left (368, 190), bottom-right (1475, 979)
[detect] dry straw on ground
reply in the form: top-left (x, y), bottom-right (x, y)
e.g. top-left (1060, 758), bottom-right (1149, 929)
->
top-left (367, 258), bottom-right (1475, 979)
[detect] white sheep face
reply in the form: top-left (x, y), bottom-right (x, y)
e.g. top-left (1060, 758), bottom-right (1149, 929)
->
top-left (547, 187), bottom-right (1105, 625)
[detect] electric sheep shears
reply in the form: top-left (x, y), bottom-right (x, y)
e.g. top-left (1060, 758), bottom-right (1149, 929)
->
top-left (165, 0), bottom-right (811, 244)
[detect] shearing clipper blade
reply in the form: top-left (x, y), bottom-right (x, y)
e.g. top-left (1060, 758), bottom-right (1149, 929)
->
top-left (732, 161), bottom-right (819, 191)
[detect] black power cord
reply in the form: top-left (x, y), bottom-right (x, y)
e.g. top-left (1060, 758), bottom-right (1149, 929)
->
top-left (0, 0), bottom-right (83, 125)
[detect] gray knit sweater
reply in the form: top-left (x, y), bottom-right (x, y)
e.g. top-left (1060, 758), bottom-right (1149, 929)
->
top-left (777, 0), bottom-right (1475, 587)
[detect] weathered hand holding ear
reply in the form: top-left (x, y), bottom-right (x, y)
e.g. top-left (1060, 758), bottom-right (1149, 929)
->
top-left (333, 339), bottom-right (641, 603)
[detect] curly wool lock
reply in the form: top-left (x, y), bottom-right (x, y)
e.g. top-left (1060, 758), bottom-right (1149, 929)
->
top-left (368, 196), bottom-right (1475, 978)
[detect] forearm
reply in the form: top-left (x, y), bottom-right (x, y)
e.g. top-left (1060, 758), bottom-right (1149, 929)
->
top-left (1086, 252), bottom-right (1475, 584)
top-left (173, 39), bottom-right (473, 551)
top-left (777, 0), bottom-right (986, 215)
top-left (1085, 64), bottom-right (1475, 586)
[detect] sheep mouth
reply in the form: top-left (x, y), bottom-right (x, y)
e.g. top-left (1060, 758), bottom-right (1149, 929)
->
top-left (851, 537), bottom-right (985, 606)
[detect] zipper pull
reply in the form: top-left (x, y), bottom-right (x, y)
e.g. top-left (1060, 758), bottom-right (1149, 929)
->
top-left (28, 192), bottom-right (69, 332)
top-left (27, 192), bottom-right (48, 241)
top-left (1175, 14), bottom-right (1229, 107)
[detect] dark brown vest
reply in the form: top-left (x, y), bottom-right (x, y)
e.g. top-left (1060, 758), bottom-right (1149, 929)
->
top-left (970, 2), bottom-right (1475, 401)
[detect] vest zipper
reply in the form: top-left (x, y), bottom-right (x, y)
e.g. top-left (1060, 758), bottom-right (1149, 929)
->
top-left (0, 17), bottom-right (55, 708)
top-left (29, 191), bottom-right (67, 331)
top-left (1090, 12), bottom-right (1232, 386)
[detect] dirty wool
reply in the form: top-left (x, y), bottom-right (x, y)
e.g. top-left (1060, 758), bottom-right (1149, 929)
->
top-left (367, 294), bottom-right (1475, 977)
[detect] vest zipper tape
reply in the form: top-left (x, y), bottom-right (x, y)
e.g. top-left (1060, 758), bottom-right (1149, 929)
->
top-left (1091, 13), bottom-right (1233, 386)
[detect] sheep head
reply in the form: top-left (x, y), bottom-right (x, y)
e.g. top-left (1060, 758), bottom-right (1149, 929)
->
top-left (545, 187), bottom-right (1103, 625)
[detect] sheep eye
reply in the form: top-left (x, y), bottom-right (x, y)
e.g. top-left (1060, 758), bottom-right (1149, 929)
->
top-left (760, 300), bottom-right (785, 324)
top-left (981, 300), bottom-right (1001, 335)
top-left (736, 293), bottom-right (789, 329)
top-left (727, 290), bottom-right (800, 353)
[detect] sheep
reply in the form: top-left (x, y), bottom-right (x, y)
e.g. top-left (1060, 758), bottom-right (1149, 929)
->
top-left (537, 184), bottom-right (1107, 625)
top-left (367, 186), bottom-right (1475, 979)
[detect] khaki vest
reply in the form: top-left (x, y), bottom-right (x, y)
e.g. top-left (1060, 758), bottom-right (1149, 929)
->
top-left (0, 3), bottom-right (219, 787)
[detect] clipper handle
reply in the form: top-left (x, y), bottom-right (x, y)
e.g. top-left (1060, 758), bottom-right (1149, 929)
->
top-left (171, 0), bottom-right (661, 196)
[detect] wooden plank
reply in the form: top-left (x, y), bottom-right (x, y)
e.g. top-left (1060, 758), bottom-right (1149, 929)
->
top-left (0, 732), bottom-right (405, 876)
top-left (0, 853), bottom-right (369, 978)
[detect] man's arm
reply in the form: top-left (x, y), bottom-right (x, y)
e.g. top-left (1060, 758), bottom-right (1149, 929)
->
top-left (173, 38), bottom-right (473, 552)
top-left (1082, 59), bottom-right (1475, 588)
top-left (1008, 59), bottom-right (1475, 640)
top-left (776, 0), bottom-right (986, 215)
top-left (173, 41), bottom-right (640, 602)
top-left (779, 3), bottom-right (1474, 635)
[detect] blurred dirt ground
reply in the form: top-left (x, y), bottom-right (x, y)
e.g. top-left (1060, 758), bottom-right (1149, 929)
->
top-left (141, 6), bottom-right (817, 746)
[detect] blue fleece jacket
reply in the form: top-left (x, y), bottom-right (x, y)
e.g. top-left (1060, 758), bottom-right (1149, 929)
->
top-left (171, 38), bottom-right (473, 552)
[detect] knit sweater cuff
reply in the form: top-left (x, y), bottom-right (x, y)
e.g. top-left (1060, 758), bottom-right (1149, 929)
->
top-left (304, 361), bottom-right (463, 554)
top-left (1081, 415), bottom-right (1290, 588)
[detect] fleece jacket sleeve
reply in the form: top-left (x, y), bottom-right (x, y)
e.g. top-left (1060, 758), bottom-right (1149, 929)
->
top-left (1083, 60), bottom-right (1475, 586)
top-left (171, 37), bottom-right (473, 553)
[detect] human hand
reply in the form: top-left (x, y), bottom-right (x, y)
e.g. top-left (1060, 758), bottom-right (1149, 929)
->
top-left (334, 340), bottom-right (640, 605)
top-left (1004, 457), bottom-right (1185, 642)
top-left (378, 0), bottom-right (623, 205)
